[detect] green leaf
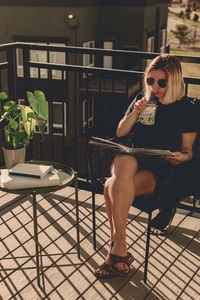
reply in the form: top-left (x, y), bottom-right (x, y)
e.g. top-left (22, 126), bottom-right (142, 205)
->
top-left (0, 92), bottom-right (8, 101)
top-left (13, 110), bottom-right (22, 118)
top-left (15, 130), bottom-right (26, 141)
top-left (20, 105), bottom-right (36, 138)
top-left (12, 131), bottom-right (26, 149)
top-left (37, 118), bottom-right (47, 136)
top-left (4, 128), bottom-right (11, 148)
top-left (9, 119), bottom-right (18, 131)
top-left (27, 90), bottom-right (48, 120)
top-left (4, 101), bottom-right (18, 113)
top-left (27, 112), bottom-right (36, 120)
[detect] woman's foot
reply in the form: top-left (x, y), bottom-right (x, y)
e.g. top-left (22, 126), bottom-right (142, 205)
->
top-left (150, 207), bottom-right (177, 235)
top-left (94, 260), bottom-right (116, 279)
top-left (94, 253), bottom-right (131, 278)
top-left (94, 241), bottom-right (134, 278)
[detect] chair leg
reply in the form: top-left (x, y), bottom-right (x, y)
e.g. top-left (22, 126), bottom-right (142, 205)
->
top-left (92, 191), bottom-right (96, 250)
top-left (193, 194), bottom-right (197, 208)
top-left (87, 151), bottom-right (97, 250)
top-left (144, 211), bottom-right (152, 283)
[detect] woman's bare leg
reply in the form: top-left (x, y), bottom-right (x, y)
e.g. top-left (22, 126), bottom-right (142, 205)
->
top-left (98, 155), bottom-right (157, 275)
top-left (95, 154), bottom-right (138, 276)
top-left (95, 154), bottom-right (157, 276)
top-left (107, 155), bottom-right (138, 257)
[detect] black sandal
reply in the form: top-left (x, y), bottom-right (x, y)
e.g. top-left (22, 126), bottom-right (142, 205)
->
top-left (94, 253), bottom-right (131, 278)
top-left (150, 207), bottom-right (177, 235)
top-left (94, 261), bottom-right (117, 278)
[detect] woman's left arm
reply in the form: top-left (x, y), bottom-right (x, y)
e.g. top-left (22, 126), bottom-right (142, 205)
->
top-left (165, 132), bottom-right (197, 165)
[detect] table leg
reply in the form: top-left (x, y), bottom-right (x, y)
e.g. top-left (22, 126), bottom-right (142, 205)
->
top-left (74, 172), bottom-right (80, 258)
top-left (32, 191), bottom-right (40, 286)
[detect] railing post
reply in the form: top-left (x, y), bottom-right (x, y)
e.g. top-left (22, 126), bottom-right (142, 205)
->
top-left (7, 46), bottom-right (17, 100)
top-left (22, 45), bottom-right (29, 104)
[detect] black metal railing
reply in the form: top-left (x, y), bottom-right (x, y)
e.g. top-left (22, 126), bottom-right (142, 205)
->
top-left (0, 42), bottom-right (200, 177)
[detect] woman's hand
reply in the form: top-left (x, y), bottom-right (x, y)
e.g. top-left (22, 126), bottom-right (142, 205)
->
top-left (134, 97), bottom-right (147, 114)
top-left (116, 97), bottom-right (148, 137)
top-left (163, 133), bottom-right (196, 165)
top-left (163, 151), bottom-right (192, 165)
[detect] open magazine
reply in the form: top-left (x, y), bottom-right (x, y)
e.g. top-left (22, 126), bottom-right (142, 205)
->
top-left (89, 136), bottom-right (175, 156)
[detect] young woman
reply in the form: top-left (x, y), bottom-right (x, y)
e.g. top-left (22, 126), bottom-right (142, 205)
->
top-left (95, 54), bottom-right (199, 278)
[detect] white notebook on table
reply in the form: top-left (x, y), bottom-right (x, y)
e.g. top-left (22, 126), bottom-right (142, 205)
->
top-left (0, 168), bottom-right (60, 189)
top-left (8, 163), bottom-right (53, 179)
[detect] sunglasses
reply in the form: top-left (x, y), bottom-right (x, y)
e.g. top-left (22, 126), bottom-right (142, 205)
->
top-left (146, 77), bottom-right (167, 88)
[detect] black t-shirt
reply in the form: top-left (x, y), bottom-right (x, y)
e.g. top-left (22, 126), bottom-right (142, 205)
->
top-left (125, 94), bottom-right (199, 152)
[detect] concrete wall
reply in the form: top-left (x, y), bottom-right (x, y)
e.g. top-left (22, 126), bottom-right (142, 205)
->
top-left (0, 2), bottom-right (169, 50)
top-left (0, 6), bottom-right (99, 46)
top-left (0, 6), bottom-right (76, 44)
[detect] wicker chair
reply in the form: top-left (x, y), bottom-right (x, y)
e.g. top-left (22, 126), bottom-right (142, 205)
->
top-left (87, 137), bottom-right (200, 283)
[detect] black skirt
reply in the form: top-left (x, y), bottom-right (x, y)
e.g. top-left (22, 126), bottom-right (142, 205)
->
top-left (135, 155), bottom-right (200, 209)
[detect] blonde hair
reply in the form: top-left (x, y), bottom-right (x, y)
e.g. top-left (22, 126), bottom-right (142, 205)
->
top-left (144, 54), bottom-right (185, 104)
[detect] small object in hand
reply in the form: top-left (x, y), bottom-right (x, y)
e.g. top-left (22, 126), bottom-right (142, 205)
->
top-left (138, 93), bottom-right (157, 125)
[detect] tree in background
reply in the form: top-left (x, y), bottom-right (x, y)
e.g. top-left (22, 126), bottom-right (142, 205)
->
top-left (193, 1), bottom-right (197, 11)
top-left (189, 27), bottom-right (200, 48)
top-left (193, 13), bottom-right (199, 22)
top-left (185, 5), bottom-right (191, 19)
top-left (178, 10), bottom-right (185, 19)
top-left (171, 24), bottom-right (191, 46)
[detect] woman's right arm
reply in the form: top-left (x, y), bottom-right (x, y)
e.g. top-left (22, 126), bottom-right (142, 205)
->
top-left (116, 97), bottom-right (147, 137)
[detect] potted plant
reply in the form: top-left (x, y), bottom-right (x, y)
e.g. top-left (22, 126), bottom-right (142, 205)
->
top-left (0, 90), bottom-right (48, 169)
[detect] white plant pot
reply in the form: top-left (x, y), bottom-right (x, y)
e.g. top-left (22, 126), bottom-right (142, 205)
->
top-left (2, 147), bottom-right (26, 169)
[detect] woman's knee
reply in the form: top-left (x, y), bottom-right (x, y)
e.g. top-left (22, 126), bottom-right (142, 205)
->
top-left (104, 177), bottom-right (112, 190)
top-left (112, 155), bottom-right (138, 176)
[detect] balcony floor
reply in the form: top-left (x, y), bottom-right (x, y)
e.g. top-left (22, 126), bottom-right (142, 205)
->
top-left (0, 186), bottom-right (200, 300)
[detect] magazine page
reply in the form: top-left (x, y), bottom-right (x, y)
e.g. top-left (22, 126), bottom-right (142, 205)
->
top-left (90, 136), bottom-right (174, 157)
top-left (90, 136), bottom-right (130, 152)
top-left (127, 148), bottom-right (174, 156)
